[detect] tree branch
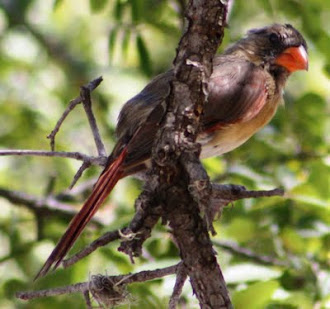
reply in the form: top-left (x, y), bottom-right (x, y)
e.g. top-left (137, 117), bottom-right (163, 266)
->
top-left (0, 149), bottom-right (107, 166)
top-left (16, 263), bottom-right (180, 304)
top-left (80, 83), bottom-right (107, 157)
top-left (0, 187), bottom-right (103, 227)
top-left (214, 240), bottom-right (289, 267)
top-left (62, 184), bottom-right (283, 270)
top-left (135, 1), bottom-right (232, 307)
top-left (169, 263), bottom-right (187, 309)
top-left (47, 77), bottom-right (104, 151)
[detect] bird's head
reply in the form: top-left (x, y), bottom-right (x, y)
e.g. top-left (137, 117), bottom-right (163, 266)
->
top-left (226, 24), bottom-right (308, 73)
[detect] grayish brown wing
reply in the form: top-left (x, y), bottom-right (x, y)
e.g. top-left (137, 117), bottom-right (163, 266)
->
top-left (202, 57), bottom-right (271, 132)
top-left (112, 71), bottom-right (173, 169)
top-left (116, 71), bottom-right (173, 143)
top-left (113, 55), bottom-right (272, 170)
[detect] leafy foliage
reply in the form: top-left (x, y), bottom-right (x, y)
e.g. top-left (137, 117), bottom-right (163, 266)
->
top-left (0, 0), bottom-right (329, 308)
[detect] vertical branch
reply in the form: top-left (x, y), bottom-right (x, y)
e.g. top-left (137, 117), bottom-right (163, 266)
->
top-left (80, 85), bottom-right (107, 157)
top-left (144, 0), bottom-right (232, 307)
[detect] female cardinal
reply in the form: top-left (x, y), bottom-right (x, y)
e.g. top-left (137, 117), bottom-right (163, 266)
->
top-left (35, 24), bottom-right (308, 279)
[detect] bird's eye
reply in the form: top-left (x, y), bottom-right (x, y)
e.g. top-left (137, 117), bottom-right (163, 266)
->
top-left (269, 33), bottom-right (280, 44)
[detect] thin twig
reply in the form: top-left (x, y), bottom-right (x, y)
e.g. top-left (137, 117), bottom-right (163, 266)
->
top-left (69, 161), bottom-right (91, 189)
top-left (83, 290), bottom-right (93, 309)
top-left (212, 184), bottom-right (284, 201)
top-left (17, 282), bottom-right (89, 300)
top-left (63, 230), bottom-right (121, 268)
top-left (16, 263), bottom-right (179, 300)
top-left (213, 240), bottom-right (289, 267)
top-left (0, 149), bottom-right (107, 166)
top-left (80, 85), bottom-right (107, 157)
top-left (169, 263), bottom-right (187, 309)
top-left (0, 187), bottom-right (104, 227)
top-left (47, 77), bottom-right (103, 151)
top-left (47, 98), bottom-right (81, 151)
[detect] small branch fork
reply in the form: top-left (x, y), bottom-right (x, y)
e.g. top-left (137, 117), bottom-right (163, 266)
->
top-left (0, 77), bottom-right (107, 189)
top-left (47, 76), bottom-right (104, 153)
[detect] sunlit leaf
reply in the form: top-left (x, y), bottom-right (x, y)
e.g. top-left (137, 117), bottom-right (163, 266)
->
top-left (53, 0), bottom-right (64, 9)
top-left (233, 280), bottom-right (279, 309)
top-left (90, 0), bottom-right (108, 13)
top-left (121, 29), bottom-right (131, 59)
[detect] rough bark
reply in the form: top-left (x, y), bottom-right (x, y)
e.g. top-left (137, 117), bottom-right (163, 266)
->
top-left (142, 1), bottom-right (232, 307)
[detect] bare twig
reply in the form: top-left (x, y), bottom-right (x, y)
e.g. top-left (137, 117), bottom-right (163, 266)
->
top-left (69, 161), bottom-right (91, 189)
top-left (47, 99), bottom-right (81, 151)
top-left (0, 187), bottom-right (103, 227)
top-left (63, 230), bottom-right (121, 268)
top-left (0, 149), bottom-right (107, 166)
top-left (212, 184), bottom-right (284, 200)
top-left (16, 263), bottom-right (179, 301)
top-left (80, 84), bottom-right (107, 157)
top-left (47, 77), bottom-right (103, 151)
top-left (83, 290), bottom-right (93, 309)
top-left (169, 263), bottom-right (187, 309)
top-left (17, 282), bottom-right (89, 300)
top-left (214, 240), bottom-right (289, 267)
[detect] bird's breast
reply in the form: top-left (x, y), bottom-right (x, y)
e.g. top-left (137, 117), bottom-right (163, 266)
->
top-left (199, 96), bottom-right (280, 158)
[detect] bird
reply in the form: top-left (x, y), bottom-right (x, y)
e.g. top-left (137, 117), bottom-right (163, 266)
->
top-left (35, 23), bottom-right (308, 279)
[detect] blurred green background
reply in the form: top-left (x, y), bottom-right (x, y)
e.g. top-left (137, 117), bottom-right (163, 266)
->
top-left (0, 0), bottom-right (329, 308)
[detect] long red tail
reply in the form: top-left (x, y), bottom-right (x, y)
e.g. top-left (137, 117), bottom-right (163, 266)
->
top-left (34, 148), bottom-right (127, 280)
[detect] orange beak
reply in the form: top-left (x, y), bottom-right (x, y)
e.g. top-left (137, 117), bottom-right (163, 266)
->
top-left (275, 45), bottom-right (308, 72)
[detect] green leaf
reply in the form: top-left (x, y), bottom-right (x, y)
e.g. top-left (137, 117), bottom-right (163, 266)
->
top-left (224, 217), bottom-right (256, 242)
top-left (114, 0), bottom-right (124, 21)
top-left (53, 0), bottom-right (64, 9)
top-left (121, 29), bottom-right (131, 59)
top-left (89, 0), bottom-right (108, 13)
top-left (324, 63), bottom-right (330, 78)
top-left (3, 279), bottom-right (27, 299)
top-left (136, 34), bottom-right (152, 76)
top-left (233, 280), bottom-right (279, 309)
top-left (108, 28), bottom-right (118, 62)
top-left (131, 0), bottom-right (143, 23)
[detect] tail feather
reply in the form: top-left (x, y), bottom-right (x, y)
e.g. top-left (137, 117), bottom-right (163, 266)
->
top-left (34, 148), bottom-right (127, 280)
